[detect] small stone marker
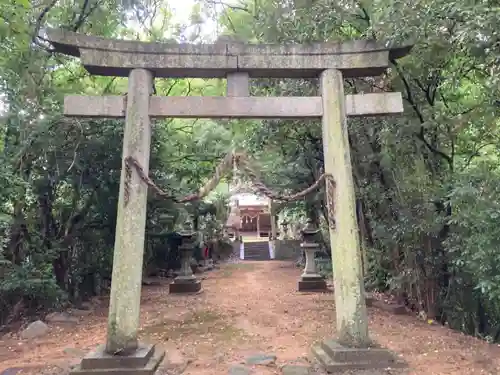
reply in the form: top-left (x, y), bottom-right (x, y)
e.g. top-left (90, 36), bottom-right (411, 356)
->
top-left (297, 220), bottom-right (327, 292)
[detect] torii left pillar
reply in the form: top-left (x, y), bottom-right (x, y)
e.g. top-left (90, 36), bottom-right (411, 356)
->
top-left (71, 69), bottom-right (165, 374)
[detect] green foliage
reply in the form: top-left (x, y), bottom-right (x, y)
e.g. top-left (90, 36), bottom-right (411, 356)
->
top-left (215, 0), bottom-right (500, 341)
top-left (1, 0), bottom-right (500, 346)
top-left (446, 163), bottom-right (500, 300)
top-left (0, 0), bottom-right (233, 327)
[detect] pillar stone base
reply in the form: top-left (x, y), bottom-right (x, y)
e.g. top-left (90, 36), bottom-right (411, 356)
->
top-left (298, 275), bottom-right (327, 291)
top-left (70, 343), bottom-right (165, 375)
top-left (312, 339), bottom-right (405, 372)
top-left (169, 278), bottom-right (202, 294)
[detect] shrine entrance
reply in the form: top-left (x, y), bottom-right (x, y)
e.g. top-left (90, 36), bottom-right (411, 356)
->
top-left (241, 215), bottom-right (257, 232)
top-left (231, 195), bottom-right (271, 237)
top-left (44, 28), bottom-right (410, 375)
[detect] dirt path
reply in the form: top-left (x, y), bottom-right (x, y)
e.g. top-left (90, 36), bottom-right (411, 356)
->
top-left (1, 261), bottom-right (500, 375)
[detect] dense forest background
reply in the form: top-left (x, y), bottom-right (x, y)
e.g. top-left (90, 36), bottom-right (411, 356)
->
top-left (1, 0), bottom-right (500, 343)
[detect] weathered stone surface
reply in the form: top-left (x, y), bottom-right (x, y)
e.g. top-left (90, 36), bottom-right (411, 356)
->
top-left (45, 28), bottom-right (410, 57)
top-left (44, 28), bottom-right (412, 78)
top-left (20, 320), bottom-right (49, 339)
top-left (229, 365), bottom-right (252, 375)
top-left (105, 68), bottom-right (153, 354)
top-left (245, 354), bottom-right (277, 366)
top-left (64, 93), bottom-right (403, 120)
top-left (321, 339), bottom-right (399, 363)
top-left (321, 69), bottom-right (370, 347)
top-left (168, 280), bottom-right (202, 294)
top-left (226, 42), bottom-right (411, 59)
top-left (281, 364), bottom-right (313, 375)
top-left (312, 340), bottom-right (406, 372)
top-left (80, 49), bottom-right (238, 77)
top-left (236, 51), bottom-right (389, 78)
top-left (298, 279), bottom-right (328, 292)
top-left (346, 92), bottom-right (404, 117)
top-left (70, 344), bottom-right (165, 375)
top-left (45, 28), bottom-right (228, 56)
top-left (227, 72), bottom-right (249, 97)
top-left (81, 344), bottom-right (154, 369)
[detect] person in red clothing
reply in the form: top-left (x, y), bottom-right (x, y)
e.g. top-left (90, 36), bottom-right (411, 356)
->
top-left (203, 243), bottom-right (210, 260)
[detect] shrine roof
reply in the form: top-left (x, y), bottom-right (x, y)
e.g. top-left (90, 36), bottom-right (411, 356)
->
top-left (231, 192), bottom-right (269, 207)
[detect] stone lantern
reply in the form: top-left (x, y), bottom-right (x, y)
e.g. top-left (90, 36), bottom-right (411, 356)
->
top-left (281, 220), bottom-right (290, 240)
top-left (169, 219), bottom-right (202, 294)
top-left (298, 219), bottom-right (327, 291)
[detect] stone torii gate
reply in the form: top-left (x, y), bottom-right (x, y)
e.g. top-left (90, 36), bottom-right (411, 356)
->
top-left (44, 29), bottom-right (411, 374)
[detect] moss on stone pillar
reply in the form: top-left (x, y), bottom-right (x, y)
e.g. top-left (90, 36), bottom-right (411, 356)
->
top-left (105, 68), bottom-right (153, 354)
top-left (320, 69), bottom-right (370, 348)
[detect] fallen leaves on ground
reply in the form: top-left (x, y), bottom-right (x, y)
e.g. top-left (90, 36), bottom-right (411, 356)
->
top-left (1, 261), bottom-right (500, 375)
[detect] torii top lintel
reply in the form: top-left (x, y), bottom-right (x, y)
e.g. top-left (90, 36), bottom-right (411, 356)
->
top-left (44, 29), bottom-right (411, 79)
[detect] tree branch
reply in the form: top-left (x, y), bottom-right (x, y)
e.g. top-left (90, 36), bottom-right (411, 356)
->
top-left (391, 58), bottom-right (453, 168)
top-left (32, 0), bottom-right (58, 50)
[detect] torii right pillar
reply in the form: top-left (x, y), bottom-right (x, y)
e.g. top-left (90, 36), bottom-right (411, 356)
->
top-left (312, 69), bottom-right (406, 370)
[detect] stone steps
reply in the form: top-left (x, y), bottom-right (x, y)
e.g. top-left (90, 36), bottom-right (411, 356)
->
top-left (243, 241), bottom-right (270, 261)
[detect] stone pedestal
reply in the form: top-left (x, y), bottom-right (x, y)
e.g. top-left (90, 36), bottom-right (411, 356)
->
top-left (312, 339), bottom-right (405, 371)
top-left (70, 344), bottom-right (165, 375)
top-left (169, 257), bottom-right (202, 294)
top-left (298, 276), bottom-right (327, 291)
top-left (169, 277), bottom-right (202, 294)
